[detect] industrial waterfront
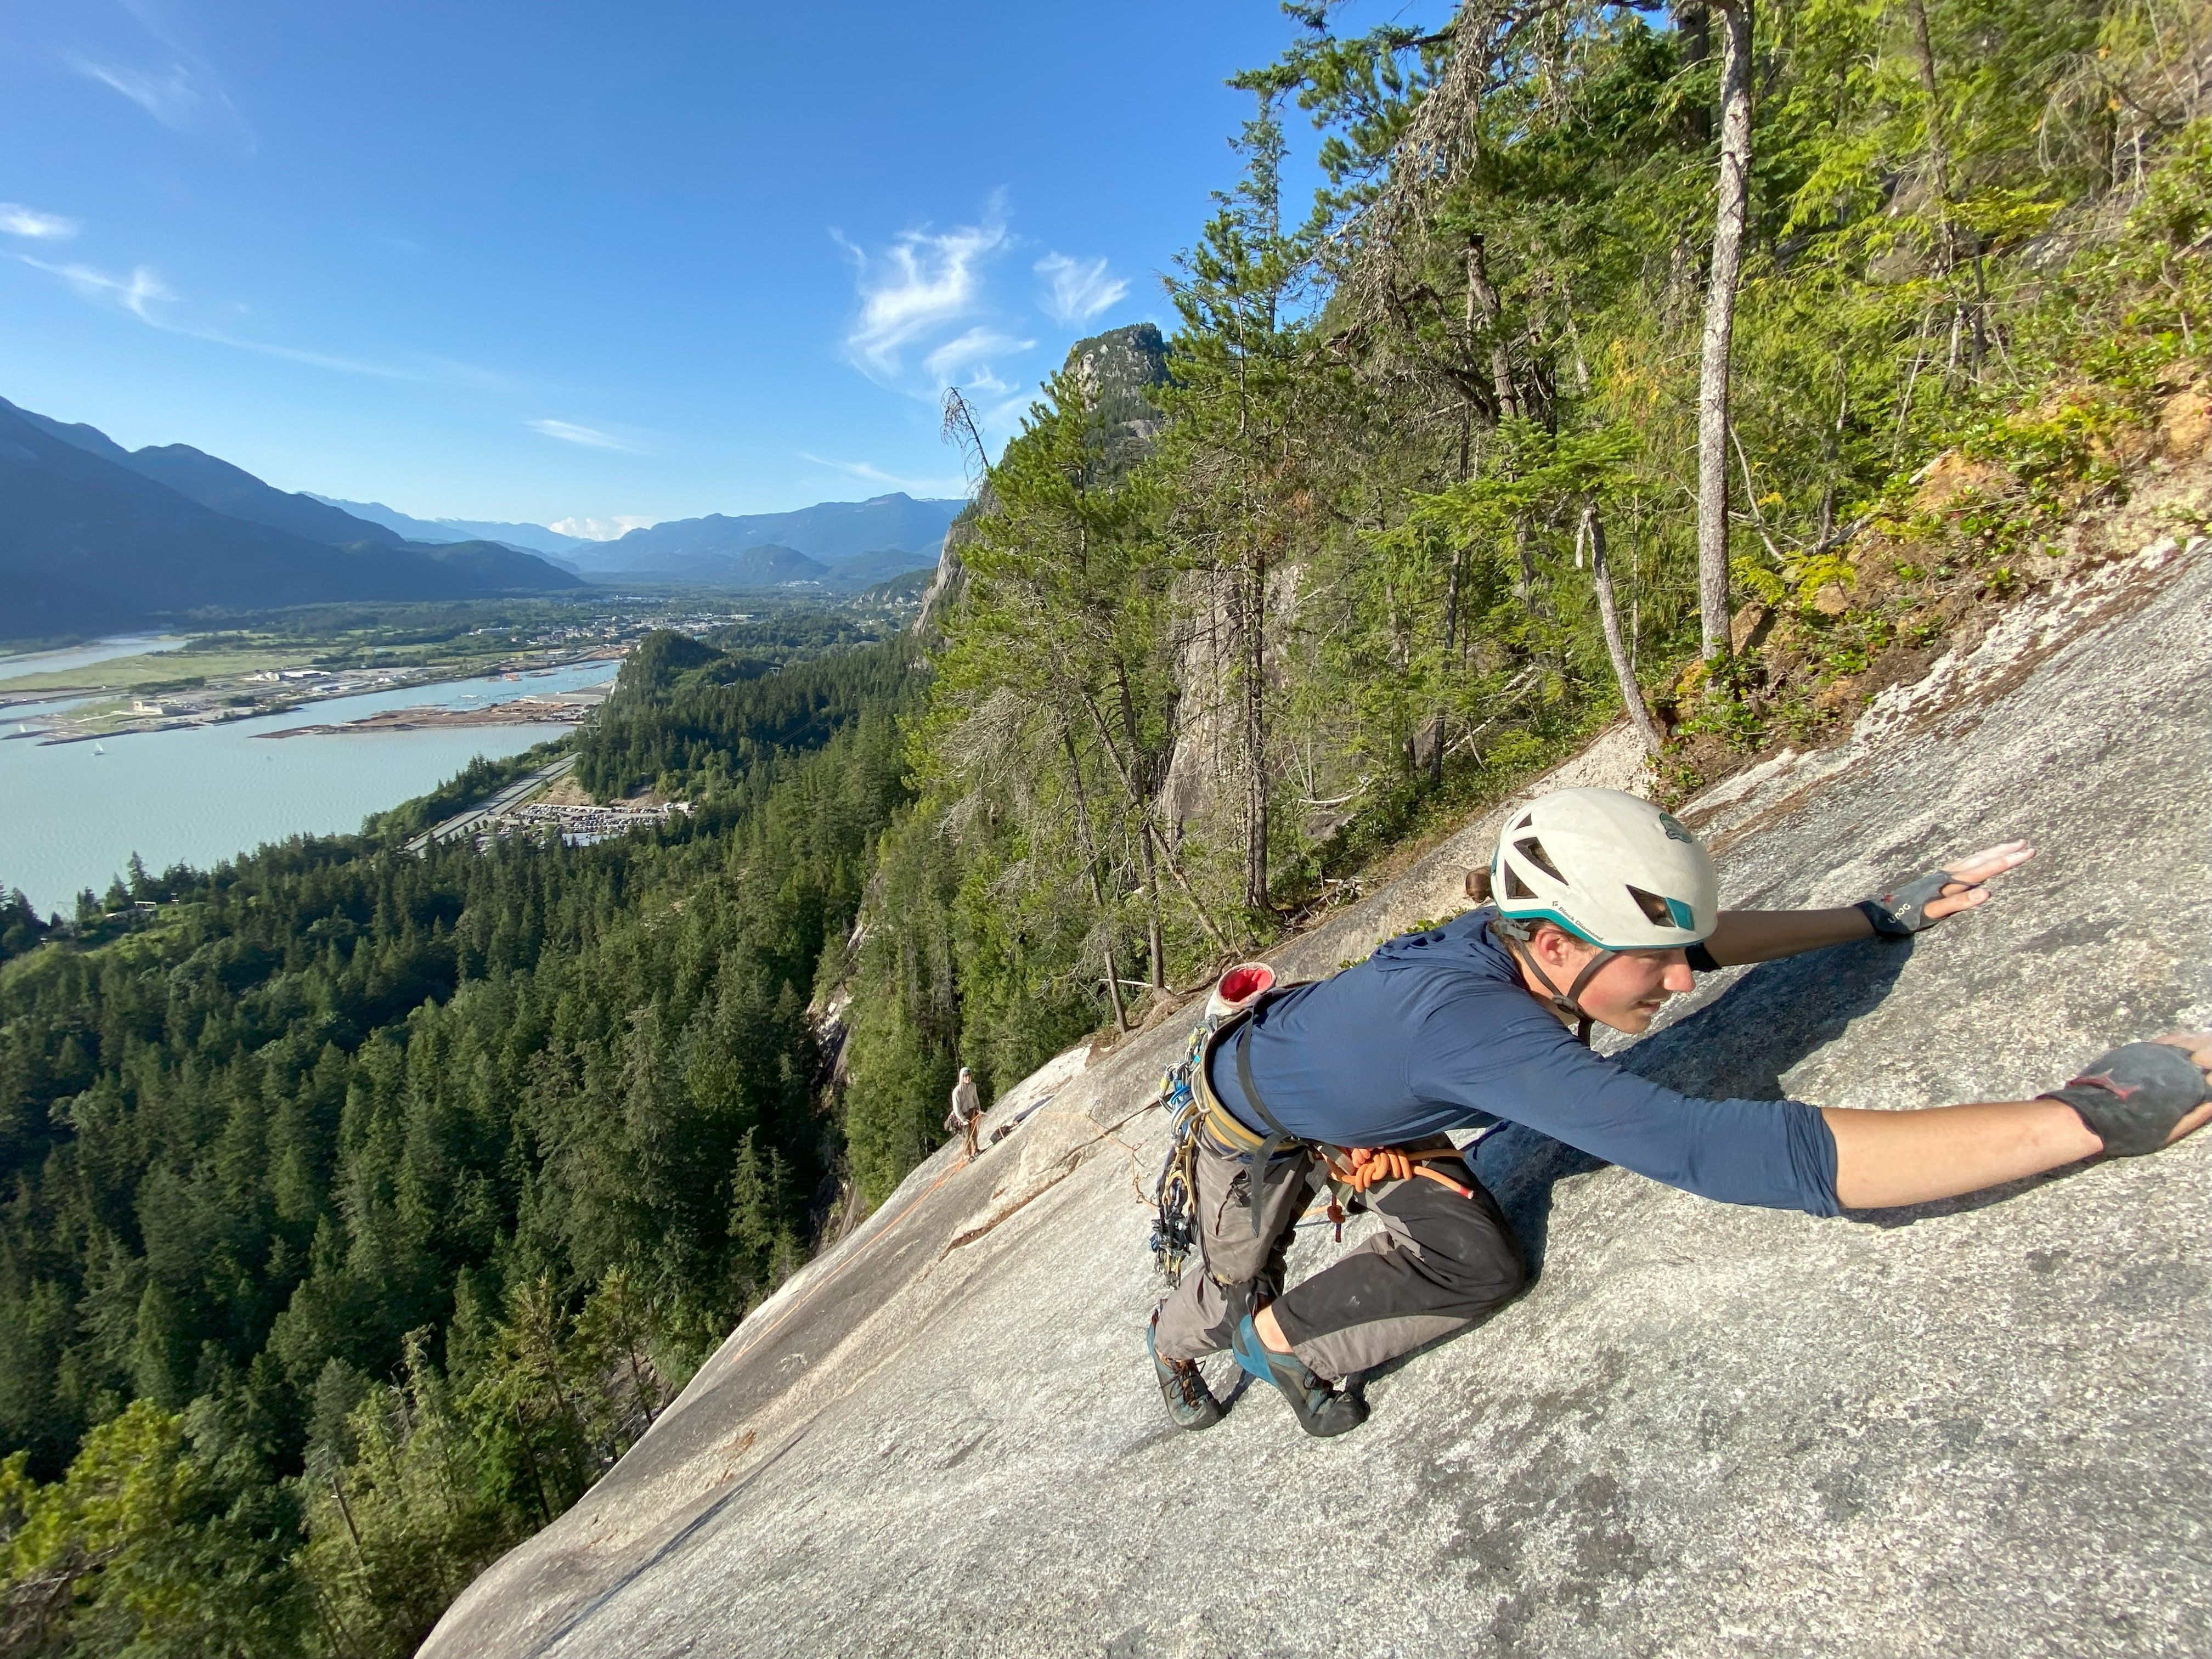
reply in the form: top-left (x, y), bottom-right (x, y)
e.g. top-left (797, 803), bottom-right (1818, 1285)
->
top-left (0, 658), bottom-right (619, 916)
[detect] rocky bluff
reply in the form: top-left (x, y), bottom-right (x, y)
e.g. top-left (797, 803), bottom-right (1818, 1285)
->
top-left (423, 531), bottom-right (2208, 1658)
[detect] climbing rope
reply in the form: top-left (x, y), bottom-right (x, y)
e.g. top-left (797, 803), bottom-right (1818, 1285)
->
top-left (1324, 1146), bottom-right (1475, 1201)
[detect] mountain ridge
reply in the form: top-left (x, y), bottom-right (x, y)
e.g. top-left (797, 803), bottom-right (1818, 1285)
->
top-left (572, 493), bottom-right (963, 574)
top-left (0, 398), bottom-right (579, 634)
top-left (307, 496), bottom-right (590, 558)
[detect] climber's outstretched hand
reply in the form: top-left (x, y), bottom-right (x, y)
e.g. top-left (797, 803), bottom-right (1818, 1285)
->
top-left (1915, 839), bottom-right (2036, 923)
top-left (2152, 1032), bottom-right (2212, 1146)
top-left (1828, 1031), bottom-right (2209, 1209)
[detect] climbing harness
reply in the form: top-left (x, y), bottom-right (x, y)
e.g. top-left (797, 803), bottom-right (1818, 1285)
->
top-left (1148, 961), bottom-right (1485, 1276)
top-left (1149, 963), bottom-right (1283, 1280)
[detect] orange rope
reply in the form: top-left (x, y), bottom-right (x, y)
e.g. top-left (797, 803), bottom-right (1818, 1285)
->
top-left (1324, 1146), bottom-right (1475, 1201)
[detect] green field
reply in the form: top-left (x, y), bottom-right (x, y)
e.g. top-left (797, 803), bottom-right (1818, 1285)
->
top-left (0, 647), bottom-right (321, 696)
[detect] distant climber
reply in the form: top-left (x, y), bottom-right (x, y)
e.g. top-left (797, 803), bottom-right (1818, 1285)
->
top-left (947, 1065), bottom-right (983, 1160)
top-left (1147, 788), bottom-right (2212, 1437)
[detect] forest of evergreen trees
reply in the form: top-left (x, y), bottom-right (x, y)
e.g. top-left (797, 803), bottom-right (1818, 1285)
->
top-left (3, 0), bottom-right (2202, 1651)
top-left (0, 634), bottom-right (915, 1654)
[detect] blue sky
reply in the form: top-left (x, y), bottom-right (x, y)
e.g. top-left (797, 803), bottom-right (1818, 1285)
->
top-left (0, 0), bottom-right (1425, 533)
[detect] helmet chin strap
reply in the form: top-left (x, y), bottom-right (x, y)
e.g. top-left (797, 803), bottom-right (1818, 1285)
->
top-left (1500, 930), bottom-right (1617, 1046)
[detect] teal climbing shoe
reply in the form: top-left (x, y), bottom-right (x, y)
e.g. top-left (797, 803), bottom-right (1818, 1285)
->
top-left (1232, 1313), bottom-right (1368, 1438)
top-left (1148, 1312), bottom-right (1223, 1431)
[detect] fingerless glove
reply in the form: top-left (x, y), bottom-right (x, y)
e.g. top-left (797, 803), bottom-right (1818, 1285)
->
top-left (1858, 869), bottom-right (1975, 936)
top-left (2040, 1042), bottom-right (2211, 1157)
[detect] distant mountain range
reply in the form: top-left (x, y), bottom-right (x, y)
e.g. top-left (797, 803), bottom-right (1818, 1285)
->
top-left (0, 398), bottom-right (582, 636)
top-left (300, 494), bottom-right (967, 589)
top-left (567, 494), bottom-right (964, 584)
top-left (0, 393), bottom-right (973, 633)
top-left (306, 497), bottom-right (591, 561)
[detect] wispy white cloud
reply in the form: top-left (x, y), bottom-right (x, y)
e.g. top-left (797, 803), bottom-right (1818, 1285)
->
top-left (68, 2), bottom-right (255, 150)
top-left (837, 199), bottom-right (1012, 386)
top-left (1034, 253), bottom-right (1128, 326)
top-left (74, 58), bottom-right (194, 123)
top-left (20, 256), bottom-right (173, 321)
top-left (549, 514), bottom-right (654, 540)
top-left (922, 325), bottom-right (1034, 394)
top-left (16, 253), bottom-right (501, 385)
top-left (527, 419), bottom-right (644, 453)
top-left (0, 204), bottom-right (79, 241)
top-left (798, 452), bottom-right (970, 498)
top-left (70, 53), bottom-right (255, 150)
top-left (833, 199), bottom-right (1131, 462)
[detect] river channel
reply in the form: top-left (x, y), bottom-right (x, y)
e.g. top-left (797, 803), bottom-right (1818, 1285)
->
top-left (0, 659), bottom-right (618, 916)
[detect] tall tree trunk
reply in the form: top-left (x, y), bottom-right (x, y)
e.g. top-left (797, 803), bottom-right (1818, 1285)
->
top-left (1584, 504), bottom-right (1664, 757)
top-left (1902, 0), bottom-right (1983, 374)
top-left (1111, 664), bottom-right (1166, 987)
top-left (1466, 234), bottom-right (1521, 422)
top-left (1901, 0), bottom-right (1957, 275)
top-left (1073, 680), bottom-right (1235, 956)
top-left (1243, 545), bottom-right (1269, 912)
top-left (1432, 543), bottom-right (1466, 787)
top-left (1676, 1), bottom-right (1713, 143)
top-left (1696, 0), bottom-right (1754, 660)
top-left (1062, 731), bottom-right (1127, 1030)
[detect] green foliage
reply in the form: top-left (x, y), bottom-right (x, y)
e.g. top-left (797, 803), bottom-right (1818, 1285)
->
top-left (0, 629), bottom-right (913, 1652)
top-left (1, 1400), bottom-right (305, 1656)
top-left (578, 628), bottom-right (906, 798)
top-left (0, 887), bottom-right (55, 962)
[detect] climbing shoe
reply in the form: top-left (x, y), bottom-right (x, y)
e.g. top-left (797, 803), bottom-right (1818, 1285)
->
top-left (1231, 1313), bottom-right (1368, 1439)
top-left (1148, 1312), bottom-right (1223, 1431)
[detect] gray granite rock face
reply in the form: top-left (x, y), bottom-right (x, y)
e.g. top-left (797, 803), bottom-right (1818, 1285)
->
top-left (421, 536), bottom-right (2209, 1659)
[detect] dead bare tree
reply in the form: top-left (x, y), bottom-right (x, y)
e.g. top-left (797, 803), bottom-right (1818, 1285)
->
top-left (1695, 0), bottom-right (1753, 660)
top-left (940, 387), bottom-right (990, 494)
top-left (1582, 504), bottom-right (1664, 756)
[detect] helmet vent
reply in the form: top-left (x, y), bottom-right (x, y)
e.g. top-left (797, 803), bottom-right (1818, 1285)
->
top-left (1624, 884), bottom-right (1675, 927)
top-left (1513, 836), bottom-right (1564, 881)
top-left (1502, 864), bottom-right (1537, 900)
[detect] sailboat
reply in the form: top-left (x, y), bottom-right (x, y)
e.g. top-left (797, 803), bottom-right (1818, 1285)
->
top-left (94, 742), bottom-right (106, 755)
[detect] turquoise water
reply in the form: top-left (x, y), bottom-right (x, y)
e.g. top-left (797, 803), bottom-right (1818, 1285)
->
top-left (0, 635), bottom-right (187, 683)
top-left (0, 661), bottom-right (618, 915)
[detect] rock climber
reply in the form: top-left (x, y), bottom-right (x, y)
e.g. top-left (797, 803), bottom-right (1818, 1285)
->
top-left (1147, 787), bottom-right (2212, 1437)
top-left (947, 1064), bottom-right (983, 1160)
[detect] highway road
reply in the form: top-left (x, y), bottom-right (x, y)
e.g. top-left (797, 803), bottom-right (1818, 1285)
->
top-left (404, 749), bottom-right (578, 854)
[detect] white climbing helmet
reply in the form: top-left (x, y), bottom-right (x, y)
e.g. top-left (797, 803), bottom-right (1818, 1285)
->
top-left (1491, 788), bottom-right (1718, 949)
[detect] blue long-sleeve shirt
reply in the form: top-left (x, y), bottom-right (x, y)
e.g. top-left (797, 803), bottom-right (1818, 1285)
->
top-left (1207, 907), bottom-right (1841, 1216)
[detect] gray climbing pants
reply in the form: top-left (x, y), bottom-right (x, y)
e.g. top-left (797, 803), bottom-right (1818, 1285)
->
top-left (1150, 1129), bottom-right (1525, 1383)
